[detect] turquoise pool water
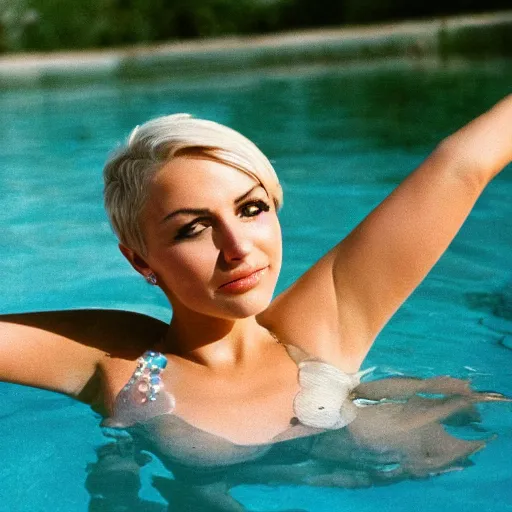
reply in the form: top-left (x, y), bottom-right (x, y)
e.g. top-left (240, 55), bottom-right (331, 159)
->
top-left (1, 57), bottom-right (511, 511)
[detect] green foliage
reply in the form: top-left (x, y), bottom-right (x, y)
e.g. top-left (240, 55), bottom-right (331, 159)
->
top-left (341, 0), bottom-right (511, 24)
top-left (0, 0), bottom-right (32, 51)
top-left (1, 0), bottom-right (511, 53)
top-left (0, 0), bottom-right (288, 51)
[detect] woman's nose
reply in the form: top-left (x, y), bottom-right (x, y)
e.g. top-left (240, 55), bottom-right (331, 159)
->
top-left (215, 222), bottom-right (252, 262)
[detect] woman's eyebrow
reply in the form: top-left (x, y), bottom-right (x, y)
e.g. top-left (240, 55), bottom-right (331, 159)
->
top-left (234, 184), bottom-right (263, 204)
top-left (161, 184), bottom-right (263, 223)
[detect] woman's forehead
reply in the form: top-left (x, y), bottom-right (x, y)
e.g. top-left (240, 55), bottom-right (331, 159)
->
top-left (148, 156), bottom-right (261, 210)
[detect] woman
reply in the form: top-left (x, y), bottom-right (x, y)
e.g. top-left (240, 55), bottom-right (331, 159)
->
top-left (1, 95), bottom-right (512, 510)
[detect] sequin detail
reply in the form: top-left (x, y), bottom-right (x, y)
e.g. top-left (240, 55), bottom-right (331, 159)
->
top-left (122, 351), bottom-right (168, 403)
top-left (102, 351), bottom-right (175, 428)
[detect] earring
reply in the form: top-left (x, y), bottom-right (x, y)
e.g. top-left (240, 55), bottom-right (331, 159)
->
top-left (146, 273), bottom-right (157, 285)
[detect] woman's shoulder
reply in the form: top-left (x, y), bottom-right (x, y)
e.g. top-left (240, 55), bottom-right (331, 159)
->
top-left (1, 308), bottom-right (167, 353)
top-left (0, 309), bottom-right (168, 399)
top-left (257, 253), bottom-right (363, 373)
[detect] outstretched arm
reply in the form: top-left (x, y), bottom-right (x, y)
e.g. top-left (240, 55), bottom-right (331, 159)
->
top-left (0, 309), bottom-right (166, 399)
top-left (261, 95), bottom-right (512, 370)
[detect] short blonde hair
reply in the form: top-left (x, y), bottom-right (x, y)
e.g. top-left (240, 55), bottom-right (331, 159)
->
top-left (104, 114), bottom-right (283, 256)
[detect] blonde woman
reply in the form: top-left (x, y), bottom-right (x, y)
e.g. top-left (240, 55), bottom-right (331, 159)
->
top-left (1, 95), bottom-right (511, 510)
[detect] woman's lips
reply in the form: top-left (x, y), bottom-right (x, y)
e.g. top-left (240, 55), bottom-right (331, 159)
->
top-left (217, 267), bottom-right (268, 294)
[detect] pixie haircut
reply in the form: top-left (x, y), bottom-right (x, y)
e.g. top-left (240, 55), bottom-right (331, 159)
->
top-left (104, 114), bottom-right (283, 256)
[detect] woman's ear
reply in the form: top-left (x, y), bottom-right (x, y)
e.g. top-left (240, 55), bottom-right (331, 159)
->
top-left (118, 243), bottom-right (152, 278)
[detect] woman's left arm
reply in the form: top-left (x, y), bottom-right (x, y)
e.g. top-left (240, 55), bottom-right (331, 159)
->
top-left (261, 95), bottom-right (512, 370)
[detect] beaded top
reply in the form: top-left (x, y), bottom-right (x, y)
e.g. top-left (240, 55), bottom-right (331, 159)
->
top-left (103, 347), bottom-right (367, 431)
top-left (102, 351), bottom-right (175, 428)
top-left (124, 351), bottom-right (168, 403)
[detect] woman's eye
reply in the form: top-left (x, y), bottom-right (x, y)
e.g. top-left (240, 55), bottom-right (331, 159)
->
top-left (175, 220), bottom-right (210, 240)
top-left (173, 201), bottom-right (269, 241)
top-left (240, 200), bottom-right (270, 218)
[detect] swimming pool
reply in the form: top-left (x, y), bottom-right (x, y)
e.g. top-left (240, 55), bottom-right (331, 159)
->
top-left (1, 57), bottom-right (511, 511)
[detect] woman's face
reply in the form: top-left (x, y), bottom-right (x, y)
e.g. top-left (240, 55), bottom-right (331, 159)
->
top-left (139, 155), bottom-right (282, 320)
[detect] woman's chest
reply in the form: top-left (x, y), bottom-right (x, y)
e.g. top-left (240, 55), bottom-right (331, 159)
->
top-left (166, 357), bottom-right (301, 445)
top-left (102, 348), bottom-right (302, 445)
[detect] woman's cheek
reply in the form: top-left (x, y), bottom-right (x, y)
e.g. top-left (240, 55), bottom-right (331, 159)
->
top-left (253, 210), bottom-right (280, 234)
top-left (260, 214), bottom-right (282, 251)
top-left (165, 243), bottom-right (215, 286)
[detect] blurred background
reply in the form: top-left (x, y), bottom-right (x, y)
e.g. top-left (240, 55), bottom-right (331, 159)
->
top-left (1, 0), bottom-right (512, 53)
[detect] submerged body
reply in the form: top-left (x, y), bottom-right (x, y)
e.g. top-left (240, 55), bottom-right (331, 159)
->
top-left (104, 346), bottom-right (506, 470)
top-left (88, 342), bottom-right (508, 510)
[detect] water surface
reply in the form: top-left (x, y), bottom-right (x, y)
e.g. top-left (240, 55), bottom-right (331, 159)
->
top-left (1, 57), bottom-right (511, 511)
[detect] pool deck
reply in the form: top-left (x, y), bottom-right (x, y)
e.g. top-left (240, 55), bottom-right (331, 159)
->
top-left (1, 10), bottom-right (511, 83)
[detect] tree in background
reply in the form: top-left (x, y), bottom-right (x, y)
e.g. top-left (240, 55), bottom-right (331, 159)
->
top-left (0, 0), bottom-right (511, 53)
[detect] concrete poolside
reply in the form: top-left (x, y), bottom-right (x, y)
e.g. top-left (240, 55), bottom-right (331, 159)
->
top-left (0, 10), bottom-right (511, 85)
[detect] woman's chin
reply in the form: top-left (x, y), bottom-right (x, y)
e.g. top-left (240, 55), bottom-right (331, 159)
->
top-left (171, 279), bottom-right (276, 321)
top-left (221, 299), bottom-right (272, 320)
top-left (212, 291), bottom-right (274, 320)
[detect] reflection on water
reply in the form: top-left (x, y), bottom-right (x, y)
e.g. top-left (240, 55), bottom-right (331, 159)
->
top-left (1, 57), bottom-right (511, 511)
top-left (87, 376), bottom-right (510, 511)
top-left (466, 281), bottom-right (512, 321)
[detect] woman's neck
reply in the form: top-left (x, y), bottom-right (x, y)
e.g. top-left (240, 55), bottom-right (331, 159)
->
top-left (164, 312), bottom-right (271, 370)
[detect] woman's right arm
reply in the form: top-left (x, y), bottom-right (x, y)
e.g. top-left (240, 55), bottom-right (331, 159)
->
top-left (0, 310), bottom-right (109, 397)
top-left (0, 309), bottom-right (166, 400)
